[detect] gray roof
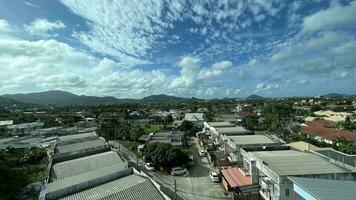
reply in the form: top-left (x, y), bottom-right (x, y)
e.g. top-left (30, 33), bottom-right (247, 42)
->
top-left (46, 163), bottom-right (128, 195)
top-left (288, 177), bottom-right (356, 200)
top-left (58, 132), bottom-right (97, 142)
top-left (252, 150), bottom-right (350, 176)
top-left (7, 122), bottom-right (44, 129)
top-left (207, 121), bottom-right (235, 127)
top-left (216, 126), bottom-right (250, 135)
top-left (51, 151), bottom-right (126, 181)
top-left (228, 135), bottom-right (278, 146)
top-left (56, 139), bottom-right (107, 154)
top-left (59, 174), bottom-right (165, 200)
top-left (184, 113), bottom-right (204, 121)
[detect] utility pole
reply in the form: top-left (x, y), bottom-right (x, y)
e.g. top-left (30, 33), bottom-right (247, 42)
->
top-left (136, 151), bottom-right (139, 169)
top-left (174, 179), bottom-right (177, 200)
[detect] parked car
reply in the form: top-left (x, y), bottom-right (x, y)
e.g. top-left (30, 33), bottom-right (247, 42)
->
top-left (171, 166), bottom-right (188, 176)
top-left (187, 154), bottom-right (194, 166)
top-left (209, 171), bottom-right (220, 182)
top-left (145, 163), bottom-right (154, 171)
top-left (199, 149), bottom-right (207, 157)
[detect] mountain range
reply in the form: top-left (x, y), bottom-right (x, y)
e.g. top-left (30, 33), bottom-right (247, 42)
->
top-left (0, 90), bottom-right (199, 106)
top-left (0, 90), bottom-right (353, 107)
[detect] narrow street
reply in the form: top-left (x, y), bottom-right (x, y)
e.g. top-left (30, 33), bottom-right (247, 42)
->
top-left (109, 140), bottom-right (231, 200)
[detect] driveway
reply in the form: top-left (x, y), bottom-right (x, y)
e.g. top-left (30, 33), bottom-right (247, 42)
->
top-left (109, 140), bottom-right (231, 200)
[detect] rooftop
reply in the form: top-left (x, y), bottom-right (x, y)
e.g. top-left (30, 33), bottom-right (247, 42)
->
top-left (59, 174), bottom-right (165, 200)
top-left (51, 151), bottom-right (126, 181)
top-left (0, 120), bottom-right (13, 126)
top-left (215, 126), bottom-right (250, 135)
top-left (207, 121), bottom-right (235, 127)
top-left (300, 120), bottom-right (356, 142)
top-left (46, 164), bottom-right (129, 196)
top-left (221, 167), bottom-right (252, 187)
top-left (288, 177), bottom-right (356, 200)
top-left (252, 150), bottom-right (350, 176)
top-left (227, 135), bottom-right (278, 146)
top-left (57, 132), bottom-right (97, 143)
top-left (7, 122), bottom-right (44, 129)
top-left (56, 139), bottom-right (107, 154)
top-left (184, 113), bottom-right (204, 122)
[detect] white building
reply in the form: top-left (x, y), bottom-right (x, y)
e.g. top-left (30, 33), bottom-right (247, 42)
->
top-left (240, 150), bottom-right (354, 200)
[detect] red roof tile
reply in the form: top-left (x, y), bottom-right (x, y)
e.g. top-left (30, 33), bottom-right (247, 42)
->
top-left (300, 120), bottom-right (356, 142)
top-left (221, 167), bottom-right (252, 188)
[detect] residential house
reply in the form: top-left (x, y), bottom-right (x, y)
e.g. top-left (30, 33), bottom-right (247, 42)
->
top-left (184, 113), bottom-right (204, 127)
top-left (299, 120), bottom-right (356, 146)
top-left (240, 150), bottom-right (355, 200)
top-left (223, 135), bottom-right (283, 163)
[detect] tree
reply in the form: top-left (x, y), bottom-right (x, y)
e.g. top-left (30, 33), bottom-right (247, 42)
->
top-left (242, 114), bottom-right (259, 130)
top-left (142, 143), bottom-right (189, 168)
top-left (180, 120), bottom-right (194, 132)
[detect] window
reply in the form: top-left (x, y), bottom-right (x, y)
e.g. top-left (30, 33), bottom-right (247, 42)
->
top-left (285, 189), bottom-right (290, 196)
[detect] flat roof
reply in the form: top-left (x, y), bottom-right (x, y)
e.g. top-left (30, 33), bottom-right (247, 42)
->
top-left (59, 174), bottom-right (165, 200)
top-left (252, 150), bottom-right (350, 176)
top-left (207, 121), bottom-right (235, 127)
top-left (0, 120), bottom-right (13, 126)
top-left (228, 135), bottom-right (278, 145)
top-left (56, 139), bottom-right (107, 154)
top-left (215, 126), bottom-right (250, 135)
top-left (51, 151), bottom-right (126, 181)
top-left (289, 177), bottom-right (356, 200)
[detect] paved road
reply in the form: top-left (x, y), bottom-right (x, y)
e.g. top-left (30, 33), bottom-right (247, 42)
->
top-left (109, 140), bottom-right (231, 200)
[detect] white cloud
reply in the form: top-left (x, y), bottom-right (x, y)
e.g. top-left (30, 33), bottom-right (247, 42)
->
top-left (199, 60), bottom-right (232, 79)
top-left (0, 19), bottom-right (11, 33)
top-left (24, 1), bottom-right (39, 8)
top-left (169, 56), bottom-right (201, 88)
top-left (300, 1), bottom-right (356, 34)
top-left (25, 18), bottom-right (65, 37)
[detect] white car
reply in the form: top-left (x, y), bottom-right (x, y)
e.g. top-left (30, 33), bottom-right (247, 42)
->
top-left (209, 171), bottom-right (220, 182)
top-left (199, 149), bottom-right (207, 157)
top-left (145, 163), bottom-right (154, 171)
top-left (170, 167), bottom-right (188, 176)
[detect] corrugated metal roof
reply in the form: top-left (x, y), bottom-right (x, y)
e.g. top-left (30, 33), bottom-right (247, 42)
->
top-left (252, 150), bottom-right (350, 176)
top-left (51, 151), bottom-right (126, 181)
top-left (58, 132), bottom-right (97, 142)
top-left (56, 139), bottom-right (107, 154)
top-left (46, 163), bottom-right (128, 194)
top-left (221, 167), bottom-right (252, 187)
top-left (59, 174), bottom-right (165, 200)
top-left (289, 177), bottom-right (356, 200)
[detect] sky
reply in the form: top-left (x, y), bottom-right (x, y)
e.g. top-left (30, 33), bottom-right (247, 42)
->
top-left (0, 0), bottom-right (355, 99)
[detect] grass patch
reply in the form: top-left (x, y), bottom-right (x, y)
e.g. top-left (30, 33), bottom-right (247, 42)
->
top-left (141, 125), bottom-right (165, 133)
top-left (118, 140), bottom-right (139, 152)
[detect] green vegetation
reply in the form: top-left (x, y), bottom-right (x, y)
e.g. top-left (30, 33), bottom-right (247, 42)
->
top-left (118, 140), bottom-right (139, 152)
top-left (142, 143), bottom-right (189, 169)
top-left (0, 147), bottom-right (48, 200)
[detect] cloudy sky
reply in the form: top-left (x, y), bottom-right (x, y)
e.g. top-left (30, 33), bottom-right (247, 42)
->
top-left (0, 0), bottom-right (355, 98)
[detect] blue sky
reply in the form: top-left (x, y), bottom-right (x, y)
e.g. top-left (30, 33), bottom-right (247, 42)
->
top-left (0, 0), bottom-right (355, 98)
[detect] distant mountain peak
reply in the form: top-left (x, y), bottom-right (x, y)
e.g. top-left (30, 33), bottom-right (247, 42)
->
top-left (246, 94), bottom-right (264, 99)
